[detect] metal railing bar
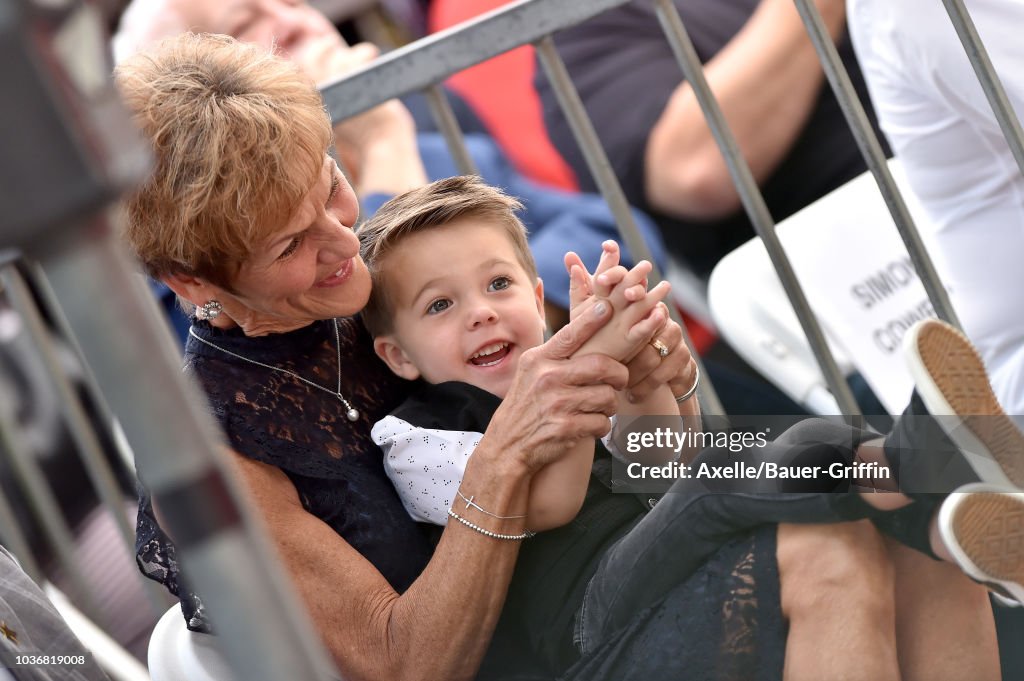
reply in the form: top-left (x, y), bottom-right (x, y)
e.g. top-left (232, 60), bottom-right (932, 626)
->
top-left (0, 462), bottom-right (44, 584)
top-left (0, 379), bottom-right (105, 625)
top-left (4, 259), bottom-right (167, 610)
top-left (791, 0), bottom-right (961, 330)
top-left (2, 263), bottom-right (167, 616)
top-left (423, 85), bottom-right (479, 175)
top-left (38, 210), bottom-right (339, 681)
top-left (534, 35), bottom-right (725, 416)
top-left (320, 0), bottom-right (633, 122)
top-left (19, 261), bottom-right (148, 479)
top-left (44, 584), bottom-right (153, 681)
top-left (941, 0), bottom-right (1024, 179)
top-left (653, 0), bottom-right (861, 418)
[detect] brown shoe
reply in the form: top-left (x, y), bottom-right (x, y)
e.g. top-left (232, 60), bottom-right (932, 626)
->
top-left (904, 319), bottom-right (1024, 489)
top-left (939, 485), bottom-right (1024, 604)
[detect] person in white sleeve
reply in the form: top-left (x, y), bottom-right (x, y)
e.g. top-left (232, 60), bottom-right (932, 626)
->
top-left (848, 0), bottom-right (1024, 415)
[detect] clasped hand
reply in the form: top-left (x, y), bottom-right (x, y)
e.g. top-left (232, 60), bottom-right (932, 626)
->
top-left (489, 242), bottom-right (694, 474)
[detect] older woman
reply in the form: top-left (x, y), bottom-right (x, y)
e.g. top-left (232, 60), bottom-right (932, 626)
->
top-left (117, 33), bottom-right (1009, 681)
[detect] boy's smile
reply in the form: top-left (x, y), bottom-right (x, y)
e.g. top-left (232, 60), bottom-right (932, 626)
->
top-left (373, 217), bottom-right (546, 398)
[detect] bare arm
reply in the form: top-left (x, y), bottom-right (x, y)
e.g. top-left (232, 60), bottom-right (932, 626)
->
top-left (293, 39), bottom-right (428, 197)
top-left (523, 248), bottom-right (679, 528)
top-left (525, 262), bottom-right (671, 529)
top-left (524, 440), bottom-right (594, 532)
top-left (562, 245), bottom-right (702, 463)
top-left (230, 447), bottom-right (526, 681)
top-left (645, 0), bottom-right (847, 219)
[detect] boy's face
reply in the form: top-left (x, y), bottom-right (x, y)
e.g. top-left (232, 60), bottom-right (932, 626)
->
top-left (373, 217), bottom-right (546, 398)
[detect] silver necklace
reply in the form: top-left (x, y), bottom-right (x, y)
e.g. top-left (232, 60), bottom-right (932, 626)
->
top-left (188, 319), bottom-right (360, 422)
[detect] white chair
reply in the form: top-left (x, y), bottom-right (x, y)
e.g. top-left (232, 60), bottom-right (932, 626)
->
top-left (708, 159), bottom-right (937, 415)
top-left (148, 605), bottom-right (235, 681)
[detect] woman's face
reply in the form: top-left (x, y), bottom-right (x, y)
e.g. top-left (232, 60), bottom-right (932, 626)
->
top-left (215, 155), bottom-right (371, 335)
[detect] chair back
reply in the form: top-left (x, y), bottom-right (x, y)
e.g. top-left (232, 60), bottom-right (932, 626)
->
top-left (709, 159), bottom-right (936, 414)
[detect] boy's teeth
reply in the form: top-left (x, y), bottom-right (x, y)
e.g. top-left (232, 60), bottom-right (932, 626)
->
top-left (471, 342), bottom-right (508, 359)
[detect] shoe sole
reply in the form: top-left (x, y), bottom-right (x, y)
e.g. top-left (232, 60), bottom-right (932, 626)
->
top-left (940, 485), bottom-right (1024, 603)
top-left (904, 320), bottom-right (1024, 488)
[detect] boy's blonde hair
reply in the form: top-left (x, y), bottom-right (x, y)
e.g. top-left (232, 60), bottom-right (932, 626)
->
top-left (115, 33), bottom-right (332, 289)
top-left (359, 176), bottom-right (537, 336)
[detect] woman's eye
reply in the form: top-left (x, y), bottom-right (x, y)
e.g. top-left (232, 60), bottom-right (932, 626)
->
top-left (278, 236), bottom-right (302, 260)
top-left (427, 298), bottom-right (451, 314)
top-left (489, 276), bottom-right (512, 292)
top-left (326, 174), bottom-right (341, 205)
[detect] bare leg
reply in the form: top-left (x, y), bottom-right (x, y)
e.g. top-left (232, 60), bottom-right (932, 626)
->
top-left (778, 521), bottom-right (899, 681)
top-left (846, 435), bottom-right (1002, 681)
top-left (886, 537), bottom-right (999, 681)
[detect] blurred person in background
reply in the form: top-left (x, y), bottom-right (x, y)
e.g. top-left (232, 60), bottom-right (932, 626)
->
top-left (536, 0), bottom-right (889, 415)
top-left (538, 0), bottom-right (880, 280)
top-left (847, 0), bottom-right (1024, 417)
top-left (0, 544), bottom-right (112, 681)
top-left (848, 1), bottom-right (1024, 676)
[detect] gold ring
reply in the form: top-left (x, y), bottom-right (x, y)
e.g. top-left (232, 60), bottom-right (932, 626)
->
top-left (650, 338), bottom-right (669, 358)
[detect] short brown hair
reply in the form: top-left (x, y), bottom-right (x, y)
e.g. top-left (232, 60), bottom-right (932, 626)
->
top-left (115, 33), bottom-right (332, 289)
top-left (358, 176), bottom-right (536, 336)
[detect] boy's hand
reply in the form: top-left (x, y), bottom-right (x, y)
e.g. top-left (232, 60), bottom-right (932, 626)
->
top-left (566, 246), bottom-right (697, 403)
top-left (567, 241), bottom-right (649, 322)
top-left (574, 260), bottom-right (672, 362)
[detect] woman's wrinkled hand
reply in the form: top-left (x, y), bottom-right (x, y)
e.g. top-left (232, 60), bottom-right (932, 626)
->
top-left (573, 259), bottom-right (671, 362)
top-left (564, 246), bottom-right (694, 401)
top-left (486, 302), bottom-right (628, 473)
top-left (622, 306), bottom-right (696, 402)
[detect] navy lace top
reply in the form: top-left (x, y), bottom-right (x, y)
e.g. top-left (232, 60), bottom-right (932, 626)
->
top-left (135, 317), bottom-right (432, 631)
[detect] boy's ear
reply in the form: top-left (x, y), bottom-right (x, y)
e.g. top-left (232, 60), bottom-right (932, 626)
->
top-left (373, 335), bottom-right (422, 381)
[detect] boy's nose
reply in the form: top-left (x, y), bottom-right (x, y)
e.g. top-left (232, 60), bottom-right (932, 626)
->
top-left (467, 304), bottom-right (498, 328)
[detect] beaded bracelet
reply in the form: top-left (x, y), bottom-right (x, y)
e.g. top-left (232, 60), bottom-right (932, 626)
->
top-left (674, 364), bottom-right (701, 403)
top-left (447, 509), bottom-right (535, 541)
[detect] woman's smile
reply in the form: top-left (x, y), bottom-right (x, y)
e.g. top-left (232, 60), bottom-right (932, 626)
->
top-left (316, 258), bottom-right (355, 288)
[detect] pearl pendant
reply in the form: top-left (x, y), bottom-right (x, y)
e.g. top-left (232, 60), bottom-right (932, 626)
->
top-left (346, 408), bottom-right (360, 421)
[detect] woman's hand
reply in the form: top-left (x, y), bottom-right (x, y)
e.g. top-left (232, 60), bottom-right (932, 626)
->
top-left (573, 259), bottom-right (672, 362)
top-left (564, 247), bottom-right (696, 402)
top-left (483, 301), bottom-right (627, 474)
top-left (627, 307), bottom-right (698, 402)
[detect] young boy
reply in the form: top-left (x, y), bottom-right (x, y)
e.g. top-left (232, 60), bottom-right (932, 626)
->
top-left (360, 178), bottom-right (1024, 676)
top-left (358, 175), bottom-right (700, 533)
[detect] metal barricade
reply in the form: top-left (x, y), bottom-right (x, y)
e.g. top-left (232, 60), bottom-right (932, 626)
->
top-left (1, 1), bottom-right (1020, 680)
top-left (319, 0), bottom-right (1021, 419)
top-left (0, 1), bottom-right (339, 680)
top-left (321, 0), bottom-right (727, 413)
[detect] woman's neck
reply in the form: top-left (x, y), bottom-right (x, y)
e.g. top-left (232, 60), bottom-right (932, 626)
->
top-left (210, 312), bottom-right (319, 337)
